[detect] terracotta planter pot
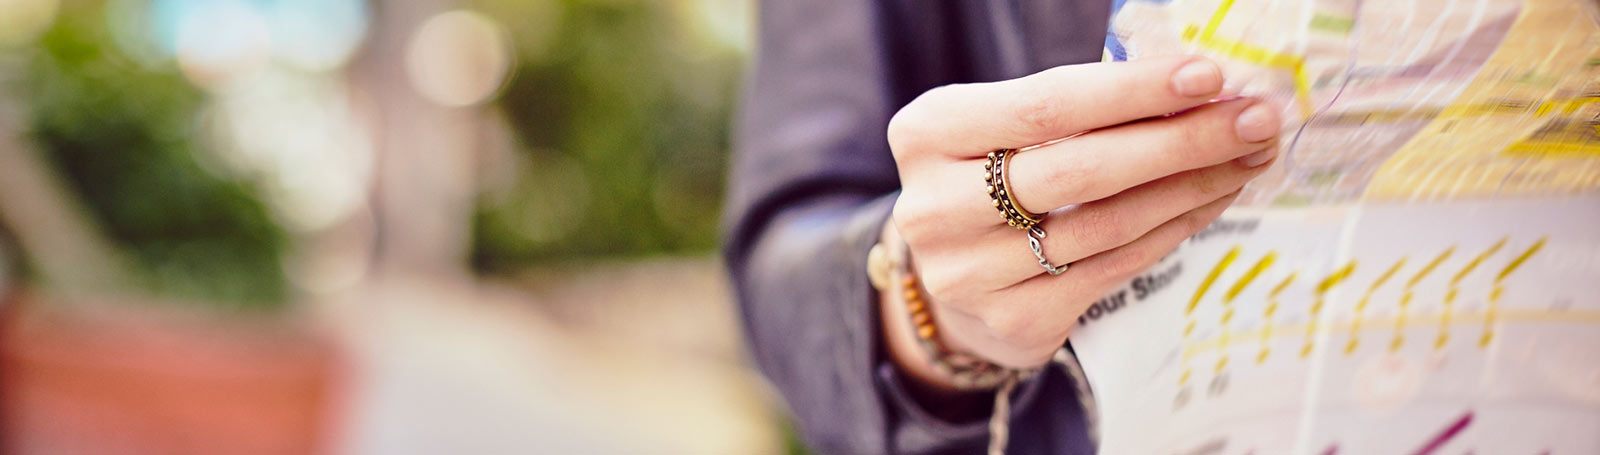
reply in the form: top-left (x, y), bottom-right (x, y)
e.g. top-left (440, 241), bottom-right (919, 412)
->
top-left (0, 292), bottom-right (340, 454)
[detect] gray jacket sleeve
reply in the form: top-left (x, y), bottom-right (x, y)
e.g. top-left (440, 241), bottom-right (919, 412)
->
top-left (721, 1), bottom-right (1097, 454)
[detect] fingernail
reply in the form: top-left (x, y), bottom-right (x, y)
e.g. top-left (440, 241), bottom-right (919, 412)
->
top-left (1235, 103), bottom-right (1279, 143)
top-left (1172, 59), bottom-right (1222, 97)
top-left (1240, 148), bottom-right (1277, 167)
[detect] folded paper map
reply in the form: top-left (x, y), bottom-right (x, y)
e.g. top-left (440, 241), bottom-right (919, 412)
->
top-left (1070, 0), bottom-right (1600, 453)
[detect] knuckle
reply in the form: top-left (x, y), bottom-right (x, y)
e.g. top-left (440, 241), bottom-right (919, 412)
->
top-left (892, 198), bottom-right (939, 246)
top-left (885, 109), bottom-right (927, 157)
top-left (1097, 248), bottom-right (1156, 283)
top-left (1011, 91), bottom-right (1071, 137)
top-left (979, 307), bottom-right (1040, 346)
top-left (918, 264), bottom-right (969, 304)
top-left (1170, 118), bottom-right (1212, 162)
top-left (887, 89), bottom-right (951, 156)
top-left (1072, 206), bottom-right (1136, 251)
top-left (1182, 208), bottom-right (1222, 234)
top-left (1187, 167), bottom-right (1227, 197)
top-left (1041, 158), bottom-right (1097, 201)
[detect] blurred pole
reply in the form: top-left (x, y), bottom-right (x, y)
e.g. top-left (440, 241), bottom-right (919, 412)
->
top-left (354, 0), bottom-right (476, 280)
top-left (0, 98), bottom-right (132, 295)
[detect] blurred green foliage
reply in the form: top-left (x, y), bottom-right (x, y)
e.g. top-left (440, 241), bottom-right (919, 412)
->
top-left (3, 0), bottom-right (748, 301)
top-left (14, 3), bottom-right (288, 307)
top-left (470, 0), bottom-right (744, 271)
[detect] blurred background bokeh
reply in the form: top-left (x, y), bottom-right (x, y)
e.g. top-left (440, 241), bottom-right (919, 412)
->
top-left (0, 0), bottom-right (797, 453)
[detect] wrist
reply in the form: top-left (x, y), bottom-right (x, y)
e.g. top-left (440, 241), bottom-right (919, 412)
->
top-left (871, 223), bottom-right (1036, 393)
top-left (871, 224), bottom-right (993, 421)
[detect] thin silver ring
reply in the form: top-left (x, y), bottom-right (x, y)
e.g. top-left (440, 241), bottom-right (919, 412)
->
top-left (1027, 226), bottom-right (1069, 276)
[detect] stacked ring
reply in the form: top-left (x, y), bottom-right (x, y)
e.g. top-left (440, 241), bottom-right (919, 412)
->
top-left (984, 149), bottom-right (1044, 231)
top-left (985, 149), bottom-right (1071, 276)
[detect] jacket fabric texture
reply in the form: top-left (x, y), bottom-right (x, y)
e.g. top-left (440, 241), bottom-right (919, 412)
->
top-left (723, 1), bottom-right (1115, 453)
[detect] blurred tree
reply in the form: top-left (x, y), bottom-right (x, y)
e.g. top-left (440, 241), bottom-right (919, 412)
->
top-left (11, 3), bottom-right (288, 308)
top-left (470, 0), bottom-right (744, 271)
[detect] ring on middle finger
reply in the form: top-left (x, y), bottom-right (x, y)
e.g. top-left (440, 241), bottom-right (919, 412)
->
top-left (985, 149), bottom-right (1045, 230)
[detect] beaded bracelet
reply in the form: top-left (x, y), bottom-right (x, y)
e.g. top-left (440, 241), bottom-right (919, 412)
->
top-left (868, 241), bottom-right (1036, 390)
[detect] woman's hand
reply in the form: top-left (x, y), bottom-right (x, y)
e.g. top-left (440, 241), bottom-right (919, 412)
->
top-left (882, 56), bottom-right (1280, 388)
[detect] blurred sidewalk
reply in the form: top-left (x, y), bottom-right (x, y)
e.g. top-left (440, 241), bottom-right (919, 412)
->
top-left (333, 256), bottom-right (784, 454)
top-left (2, 257), bottom-right (785, 454)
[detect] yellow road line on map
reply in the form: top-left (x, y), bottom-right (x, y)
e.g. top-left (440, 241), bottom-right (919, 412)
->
top-left (1505, 142), bottom-right (1600, 157)
top-left (1302, 261), bottom-right (1357, 357)
top-left (1256, 272), bottom-right (1298, 363)
top-left (1452, 238), bottom-right (1508, 286)
top-left (1345, 257), bottom-right (1408, 354)
top-left (1497, 238), bottom-right (1545, 283)
top-left (1317, 96), bottom-right (1600, 127)
top-left (1200, 0), bottom-right (1236, 40)
top-left (1189, 247), bottom-right (1241, 316)
top-left (1437, 238), bottom-right (1507, 349)
top-left (1443, 96), bottom-right (1598, 120)
top-left (1224, 252), bottom-right (1277, 304)
top-left (1182, 246), bottom-right (1242, 385)
top-left (1182, 0), bottom-right (1315, 117)
top-left (1216, 252), bottom-right (1276, 372)
top-left (1482, 237), bottom-right (1548, 346)
top-left (1183, 27), bottom-right (1316, 118)
top-left (1270, 272), bottom-right (1298, 298)
top-left (1315, 262), bottom-right (1358, 294)
top-left (1186, 309), bottom-right (1600, 357)
top-left (1363, 1), bottom-right (1600, 199)
top-left (1392, 247), bottom-right (1456, 351)
top-left (1409, 247), bottom-right (1455, 288)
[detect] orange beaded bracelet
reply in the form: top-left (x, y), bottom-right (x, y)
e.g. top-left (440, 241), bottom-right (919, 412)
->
top-left (868, 240), bottom-right (1036, 390)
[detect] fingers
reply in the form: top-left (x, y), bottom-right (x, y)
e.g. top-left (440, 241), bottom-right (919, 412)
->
top-left (1005, 97), bottom-right (1280, 214)
top-left (887, 55), bottom-right (1226, 157)
top-left (915, 191), bottom-right (1241, 368)
top-left (976, 153), bottom-right (1275, 285)
top-left (957, 192), bottom-right (1239, 366)
top-left (1030, 190), bottom-right (1240, 300)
